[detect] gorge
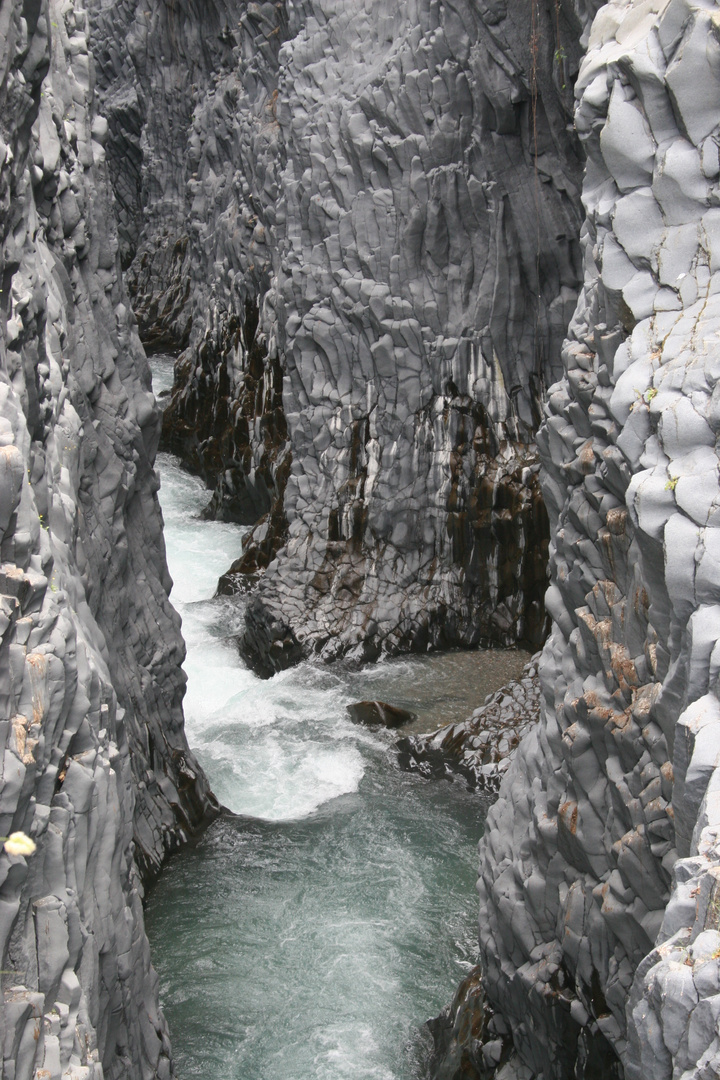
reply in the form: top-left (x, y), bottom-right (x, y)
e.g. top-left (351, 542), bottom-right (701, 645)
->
top-left (142, 375), bottom-right (499, 1079)
top-left (2, 0), bottom-right (720, 1077)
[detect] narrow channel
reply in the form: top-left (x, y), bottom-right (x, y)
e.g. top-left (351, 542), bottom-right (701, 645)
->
top-left (144, 357), bottom-right (530, 1080)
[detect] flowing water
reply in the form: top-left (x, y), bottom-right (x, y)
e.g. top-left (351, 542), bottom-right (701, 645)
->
top-left (145, 358), bottom-right (530, 1080)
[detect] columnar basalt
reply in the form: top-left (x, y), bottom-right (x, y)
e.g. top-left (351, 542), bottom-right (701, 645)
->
top-left (397, 654), bottom-right (541, 792)
top-left (238, 0), bottom-right (591, 674)
top-left (13, 0), bottom-right (720, 1075)
top-left (88, 0), bottom-right (594, 675)
top-left (238, 0), bottom-right (594, 672)
top-left (473, 0), bottom-right (720, 1076)
top-left (0, 3), bottom-right (215, 1077)
top-left (88, 0), bottom-right (291, 529)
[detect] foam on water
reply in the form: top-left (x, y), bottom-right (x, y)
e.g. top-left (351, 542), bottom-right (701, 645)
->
top-left (145, 775), bottom-right (483, 1080)
top-left (146, 357), bottom-right (514, 1078)
top-left (157, 448), bottom-right (371, 820)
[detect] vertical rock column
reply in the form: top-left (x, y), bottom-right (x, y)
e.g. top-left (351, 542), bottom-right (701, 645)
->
top-left (89, 0), bottom-right (293, 530)
top-left (0, 2), bottom-right (216, 1077)
top-left (476, 0), bottom-right (720, 1076)
top-left (239, 0), bottom-right (590, 674)
top-left (89, 0), bottom-right (591, 675)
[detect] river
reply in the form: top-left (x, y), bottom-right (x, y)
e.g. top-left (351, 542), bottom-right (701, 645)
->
top-left (144, 357), bottom-right (530, 1080)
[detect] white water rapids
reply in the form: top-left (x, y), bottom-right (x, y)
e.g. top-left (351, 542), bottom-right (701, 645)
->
top-left (145, 357), bottom-right (529, 1079)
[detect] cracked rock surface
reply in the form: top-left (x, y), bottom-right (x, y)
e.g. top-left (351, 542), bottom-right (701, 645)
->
top-left (396, 654), bottom-right (541, 792)
top-left (0, 3), bottom-right (215, 1077)
top-left (88, 0), bottom-right (596, 675)
top-left (79, 0), bottom-right (720, 1074)
top-left (473, 0), bottom-right (720, 1076)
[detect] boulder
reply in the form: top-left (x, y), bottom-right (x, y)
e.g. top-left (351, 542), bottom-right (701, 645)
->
top-left (346, 700), bottom-right (417, 729)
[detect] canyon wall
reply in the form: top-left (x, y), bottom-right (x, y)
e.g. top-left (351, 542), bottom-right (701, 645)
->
top-left (77, 0), bottom-right (720, 1074)
top-left (474, 0), bottom-right (720, 1076)
top-left (0, 2), bottom-right (215, 1077)
top-left (88, 0), bottom-right (596, 676)
top-left (238, 0), bottom-right (583, 674)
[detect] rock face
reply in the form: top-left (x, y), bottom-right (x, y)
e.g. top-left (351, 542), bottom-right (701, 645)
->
top-left (87, 0), bottom-right (290, 530)
top-left (87, 0), bottom-right (596, 676)
top-left (236, 0), bottom-right (587, 675)
top-left (397, 655), bottom-right (540, 791)
top-left (473, 0), bottom-right (720, 1076)
top-left (0, 4), bottom-right (215, 1078)
top-left (73, 0), bottom-right (720, 1073)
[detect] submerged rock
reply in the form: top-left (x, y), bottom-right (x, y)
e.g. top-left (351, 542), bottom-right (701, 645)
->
top-left (347, 700), bottom-right (418, 729)
top-left (397, 657), bottom-right (541, 791)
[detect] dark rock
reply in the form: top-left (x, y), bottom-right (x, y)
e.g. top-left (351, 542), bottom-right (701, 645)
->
top-left (427, 966), bottom-right (510, 1080)
top-left (346, 700), bottom-right (418, 729)
top-left (88, 0), bottom-right (586, 673)
top-left (397, 656), bottom-right (541, 791)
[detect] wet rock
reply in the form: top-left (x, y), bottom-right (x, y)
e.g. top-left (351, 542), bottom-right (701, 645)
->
top-left (427, 966), bottom-right (496, 1080)
top-left (347, 700), bottom-right (417, 730)
top-left (397, 656), bottom-right (540, 792)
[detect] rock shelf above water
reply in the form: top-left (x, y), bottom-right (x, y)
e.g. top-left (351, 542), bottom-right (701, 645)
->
top-left (396, 655), bottom-right (541, 791)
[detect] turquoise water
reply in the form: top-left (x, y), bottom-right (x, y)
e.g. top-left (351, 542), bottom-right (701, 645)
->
top-left (145, 358), bottom-right (523, 1080)
top-left (144, 764), bottom-right (484, 1080)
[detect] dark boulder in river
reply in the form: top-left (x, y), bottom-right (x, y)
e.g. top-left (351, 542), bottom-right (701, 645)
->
top-left (347, 701), bottom-right (417, 729)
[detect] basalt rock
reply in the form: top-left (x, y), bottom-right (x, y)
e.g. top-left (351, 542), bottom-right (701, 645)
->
top-left (0, 4), bottom-right (216, 1078)
top-left (88, 0), bottom-right (593, 673)
top-left (161, 302), bottom-right (290, 526)
top-left (88, 0), bottom-right (292, 526)
top-left (397, 655), bottom-right (540, 791)
top-left (426, 966), bottom-right (497, 1079)
top-left (232, 0), bottom-right (586, 671)
top-left (347, 700), bottom-right (418, 729)
top-left (472, 0), bottom-right (720, 1076)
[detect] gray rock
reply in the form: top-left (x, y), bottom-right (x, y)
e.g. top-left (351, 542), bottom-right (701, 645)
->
top-left (87, 0), bottom-right (596, 672)
top-left (396, 655), bottom-right (541, 792)
top-left (63, 0), bottom-right (720, 1075)
top-left (0, 4), bottom-right (216, 1078)
top-left (474, 0), bottom-right (720, 1076)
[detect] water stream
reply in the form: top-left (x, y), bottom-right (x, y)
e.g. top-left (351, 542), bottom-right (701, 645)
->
top-left (145, 358), bottom-right (530, 1079)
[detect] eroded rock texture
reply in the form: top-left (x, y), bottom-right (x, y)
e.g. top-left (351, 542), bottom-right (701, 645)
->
top-left (397, 654), bottom-right (541, 792)
top-left (238, 0), bottom-right (588, 675)
top-left (0, 3), bottom-right (215, 1077)
top-left (474, 0), bottom-right (720, 1076)
top-left (88, 0), bottom-right (289, 532)
top-left (88, 0), bottom-right (596, 675)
